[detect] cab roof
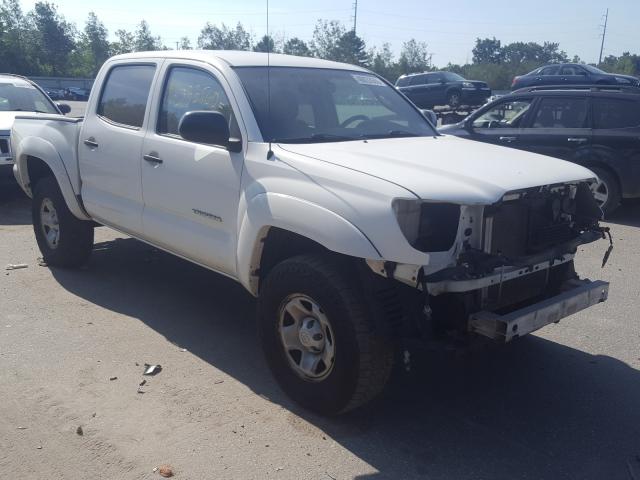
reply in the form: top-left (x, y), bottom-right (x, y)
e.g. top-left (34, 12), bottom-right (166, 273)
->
top-left (109, 50), bottom-right (370, 72)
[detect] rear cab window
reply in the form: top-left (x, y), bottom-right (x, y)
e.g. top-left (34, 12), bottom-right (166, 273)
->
top-left (97, 64), bottom-right (156, 128)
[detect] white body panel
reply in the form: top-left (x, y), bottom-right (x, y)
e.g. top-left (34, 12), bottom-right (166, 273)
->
top-left (11, 50), bottom-right (600, 296)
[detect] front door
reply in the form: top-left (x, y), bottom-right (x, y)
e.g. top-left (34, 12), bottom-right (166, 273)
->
top-left (140, 62), bottom-right (245, 275)
top-left (467, 97), bottom-right (534, 149)
top-left (79, 62), bottom-right (159, 235)
top-left (518, 96), bottom-right (592, 161)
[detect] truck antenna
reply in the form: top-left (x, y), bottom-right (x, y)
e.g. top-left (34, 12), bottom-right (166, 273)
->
top-left (266, 0), bottom-right (274, 160)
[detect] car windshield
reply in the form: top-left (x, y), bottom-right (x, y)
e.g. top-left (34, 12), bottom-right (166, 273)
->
top-left (0, 81), bottom-right (58, 114)
top-left (582, 64), bottom-right (606, 74)
top-left (234, 67), bottom-right (436, 143)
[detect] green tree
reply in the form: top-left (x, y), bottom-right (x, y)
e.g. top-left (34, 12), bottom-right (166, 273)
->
top-left (0, 0), bottom-right (34, 74)
top-left (370, 42), bottom-right (400, 81)
top-left (197, 22), bottom-right (252, 50)
top-left (28, 2), bottom-right (76, 75)
top-left (398, 39), bottom-right (431, 74)
top-left (334, 30), bottom-right (369, 66)
top-left (134, 20), bottom-right (163, 51)
top-left (310, 19), bottom-right (345, 60)
top-left (111, 29), bottom-right (134, 55)
top-left (283, 37), bottom-right (310, 57)
top-left (74, 12), bottom-right (109, 76)
top-left (178, 36), bottom-right (192, 50)
top-left (472, 37), bottom-right (502, 64)
top-left (253, 34), bottom-right (276, 53)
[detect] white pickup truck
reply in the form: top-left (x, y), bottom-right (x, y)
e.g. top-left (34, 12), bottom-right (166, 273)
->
top-left (11, 51), bottom-right (610, 415)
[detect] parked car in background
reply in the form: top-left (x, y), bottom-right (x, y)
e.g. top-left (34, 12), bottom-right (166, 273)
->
top-left (0, 74), bottom-right (70, 177)
top-left (438, 85), bottom-right (640, 215)
top-left (512, 64), bottom-right (640, 90)
top-left (396, 71), bottom-right (491, 108)
top-left (64, 87), bottom-right (91, 101)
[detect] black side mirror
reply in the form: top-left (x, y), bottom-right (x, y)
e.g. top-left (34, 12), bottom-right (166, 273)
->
top-left (178, 111), bottom-right (241, 152)
top-left (56, 103), bottom-right (71, 115)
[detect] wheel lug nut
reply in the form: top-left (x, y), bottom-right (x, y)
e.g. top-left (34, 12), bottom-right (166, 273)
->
top-left (313, 333), bottom-right (323, 341)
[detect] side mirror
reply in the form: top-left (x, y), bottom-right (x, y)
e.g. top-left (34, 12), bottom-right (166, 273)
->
top-left (420, 109), bottom-right (438, 125)
top-left (178, 111), bottom-right (241, 152)
top-left (56, 103), bottom-right (71, 115)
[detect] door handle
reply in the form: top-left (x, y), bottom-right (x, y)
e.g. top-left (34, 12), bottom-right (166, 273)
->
top-left (499, 136), bottom-right (517, 142)
top-left (567, 137), bottom-right (588, 143)
top-left (83, 137), bottom-right (98, 148)
top-left (143, 153), bottom-right (163, 164)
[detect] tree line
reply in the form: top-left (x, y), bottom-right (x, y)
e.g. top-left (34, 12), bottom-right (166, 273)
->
top-left (1, 0), bottom-right (638, 89)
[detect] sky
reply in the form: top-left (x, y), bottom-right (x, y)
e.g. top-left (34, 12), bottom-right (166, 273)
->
top-left (19, 0), bottom-right (640, 66)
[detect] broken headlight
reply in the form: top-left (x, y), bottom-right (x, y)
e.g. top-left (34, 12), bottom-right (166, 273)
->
top-left (393, 199), bottom-right (461, 253)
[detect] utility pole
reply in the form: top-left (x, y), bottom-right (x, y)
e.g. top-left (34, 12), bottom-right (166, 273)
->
top-left (175, 41), bottom-right (179, 50)
top-left (598, 8), bottom-right (609, 65)
top-left (352, 0), bottom-right (358, 34)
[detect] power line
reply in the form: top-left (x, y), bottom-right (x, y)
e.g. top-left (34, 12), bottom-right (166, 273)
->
top-left (598, 8), bottom-right (609, 64)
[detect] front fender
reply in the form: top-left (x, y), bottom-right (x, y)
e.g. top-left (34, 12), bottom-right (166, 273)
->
top-left (236, 192), bottom-right (382, 294)
top-left (14, 134), bottom-right (89, 220)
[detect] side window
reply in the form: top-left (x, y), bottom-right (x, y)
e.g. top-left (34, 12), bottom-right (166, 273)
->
top-left (540, 66), bottom-right (559, 76)
top-left (410, 75), bottom-right (427, 86)
top-left (158, 67), bottom-right (238, 138)
top-left (593, 98), bottom-right (640, 129)
top-left (427, 74), bottom-right (442, 84)
top-left (97, 65), bottom-right (156, 128)
top-left (472, 99), bottom-right (532, 128)
top-left (531, 97), bottom-right (588, 128)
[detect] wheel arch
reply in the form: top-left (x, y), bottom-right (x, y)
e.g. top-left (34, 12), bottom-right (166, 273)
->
top-left (236, 193), bottom-right (382, 296)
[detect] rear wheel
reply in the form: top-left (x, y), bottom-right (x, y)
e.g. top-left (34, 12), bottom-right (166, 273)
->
top-left (258, 254), bottom-right (394, 415)
top-left (589, 167), bottom-right (620, 217)
top-left (32, 176), bottom-right (94, 267)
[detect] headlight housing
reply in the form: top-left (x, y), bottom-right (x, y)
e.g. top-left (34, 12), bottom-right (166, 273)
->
top-left (393, 199), bottom-right (461, 253)
top-left (462, 81), bottom-right (474, 88)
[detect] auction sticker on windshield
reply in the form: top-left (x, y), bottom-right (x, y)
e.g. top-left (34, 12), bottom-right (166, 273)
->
top-left (352, 74), bottom-right (386, 86)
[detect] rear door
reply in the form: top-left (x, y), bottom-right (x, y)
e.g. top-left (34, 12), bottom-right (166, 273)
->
top-left (466, 97), bottom-right (534, 148)
top-left (518, 96), bottom-right (592, 160)
top-left (592, 96), bottom-right (640, 198)
top-left (140, 61), bottom-right (245, 275)
top-left (79, 61), bottom-right (160, 235)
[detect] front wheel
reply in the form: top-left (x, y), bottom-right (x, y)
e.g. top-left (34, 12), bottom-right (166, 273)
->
top-left (447, 91), bottom-right (461, 108)
top-left (32, 176), bottom-right (94, 268)
top-left (589, 167), bottom-right (620, 217)
top-left (258, 254), bottom-right (394, 415)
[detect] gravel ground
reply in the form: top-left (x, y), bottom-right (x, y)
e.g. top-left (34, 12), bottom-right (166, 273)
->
top-left (1, 180), bottom-right (639, 480)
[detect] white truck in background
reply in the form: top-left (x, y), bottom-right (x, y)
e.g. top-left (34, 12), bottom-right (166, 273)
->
top-left (11, 51), bottom-right (610, 415)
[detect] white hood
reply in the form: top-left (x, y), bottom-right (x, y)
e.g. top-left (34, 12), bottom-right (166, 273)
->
top-left (280, 135), bottom-right (596, 204)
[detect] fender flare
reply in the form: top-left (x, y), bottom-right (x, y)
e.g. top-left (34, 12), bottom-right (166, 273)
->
top-left (15, 136), bottom-right (90, 220)
top-left (236, 192), bottom-right (382, 295)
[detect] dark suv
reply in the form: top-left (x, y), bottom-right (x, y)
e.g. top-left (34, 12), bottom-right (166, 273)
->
top-left (396, 71), bottom-right (491, 108)
top-left (512, 63), bottom-right (640, 90)
top-left (438, 85), bottom-right (640, 214)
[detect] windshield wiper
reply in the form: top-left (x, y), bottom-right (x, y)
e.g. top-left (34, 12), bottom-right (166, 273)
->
top-left (273, 133), bottom-right (358, 144)
top-left (361, 130), bottom-right (421, 140)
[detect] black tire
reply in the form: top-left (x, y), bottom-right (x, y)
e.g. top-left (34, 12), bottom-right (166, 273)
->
top-left (589, 166), bottom-right (621, 217)
top-left (258, 254), bottom-right (394, 415)
top-left (447, 90), bottom-right (461, 108)
top-left (32, 176), bottom-right (94, 268)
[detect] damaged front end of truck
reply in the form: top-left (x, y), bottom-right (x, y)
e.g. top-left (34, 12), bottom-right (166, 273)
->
top-left (366, 180), bottom-right (611, 343)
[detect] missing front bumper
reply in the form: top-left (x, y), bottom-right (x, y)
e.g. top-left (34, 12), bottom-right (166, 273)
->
top-left (468, 279), bottom-right (609, 342)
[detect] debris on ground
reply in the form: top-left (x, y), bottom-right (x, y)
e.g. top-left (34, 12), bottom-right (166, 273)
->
top-left (158, 465), bottom-right (174, 477)
top-left (6, 263), bottom-right (28, 270)
top-left (37, 257), bottom-right (47, 267)
top-left (16, 426), bottom-right (27, 430)
top-left (109, 376), bottom-right (118, 381)
top-left (36, 445), bottom-right (42, 450)
top-left (76, 426), bottom-right (83, 436)
top-left (143, 364), bottom-right (162, 376)
top-left (214, 380), bottom-right (224, 384)
top-left (139, 379), bottom-right (147, 387)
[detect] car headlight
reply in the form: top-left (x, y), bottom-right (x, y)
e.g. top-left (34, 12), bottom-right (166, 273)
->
top-left (393, 199), bottom-right (461, 252)
top-left (462, 81), bottom-right (474, 88)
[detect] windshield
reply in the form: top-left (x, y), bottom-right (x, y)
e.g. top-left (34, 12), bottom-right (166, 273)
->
top-left (582, 64), bottom-right (606, 74)
top-left (234, 67), bottom-right (436, 143)
top-left (0, 81), bottom-right (58, 114)
top-left (442, 72), bottom-right (465, 82)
